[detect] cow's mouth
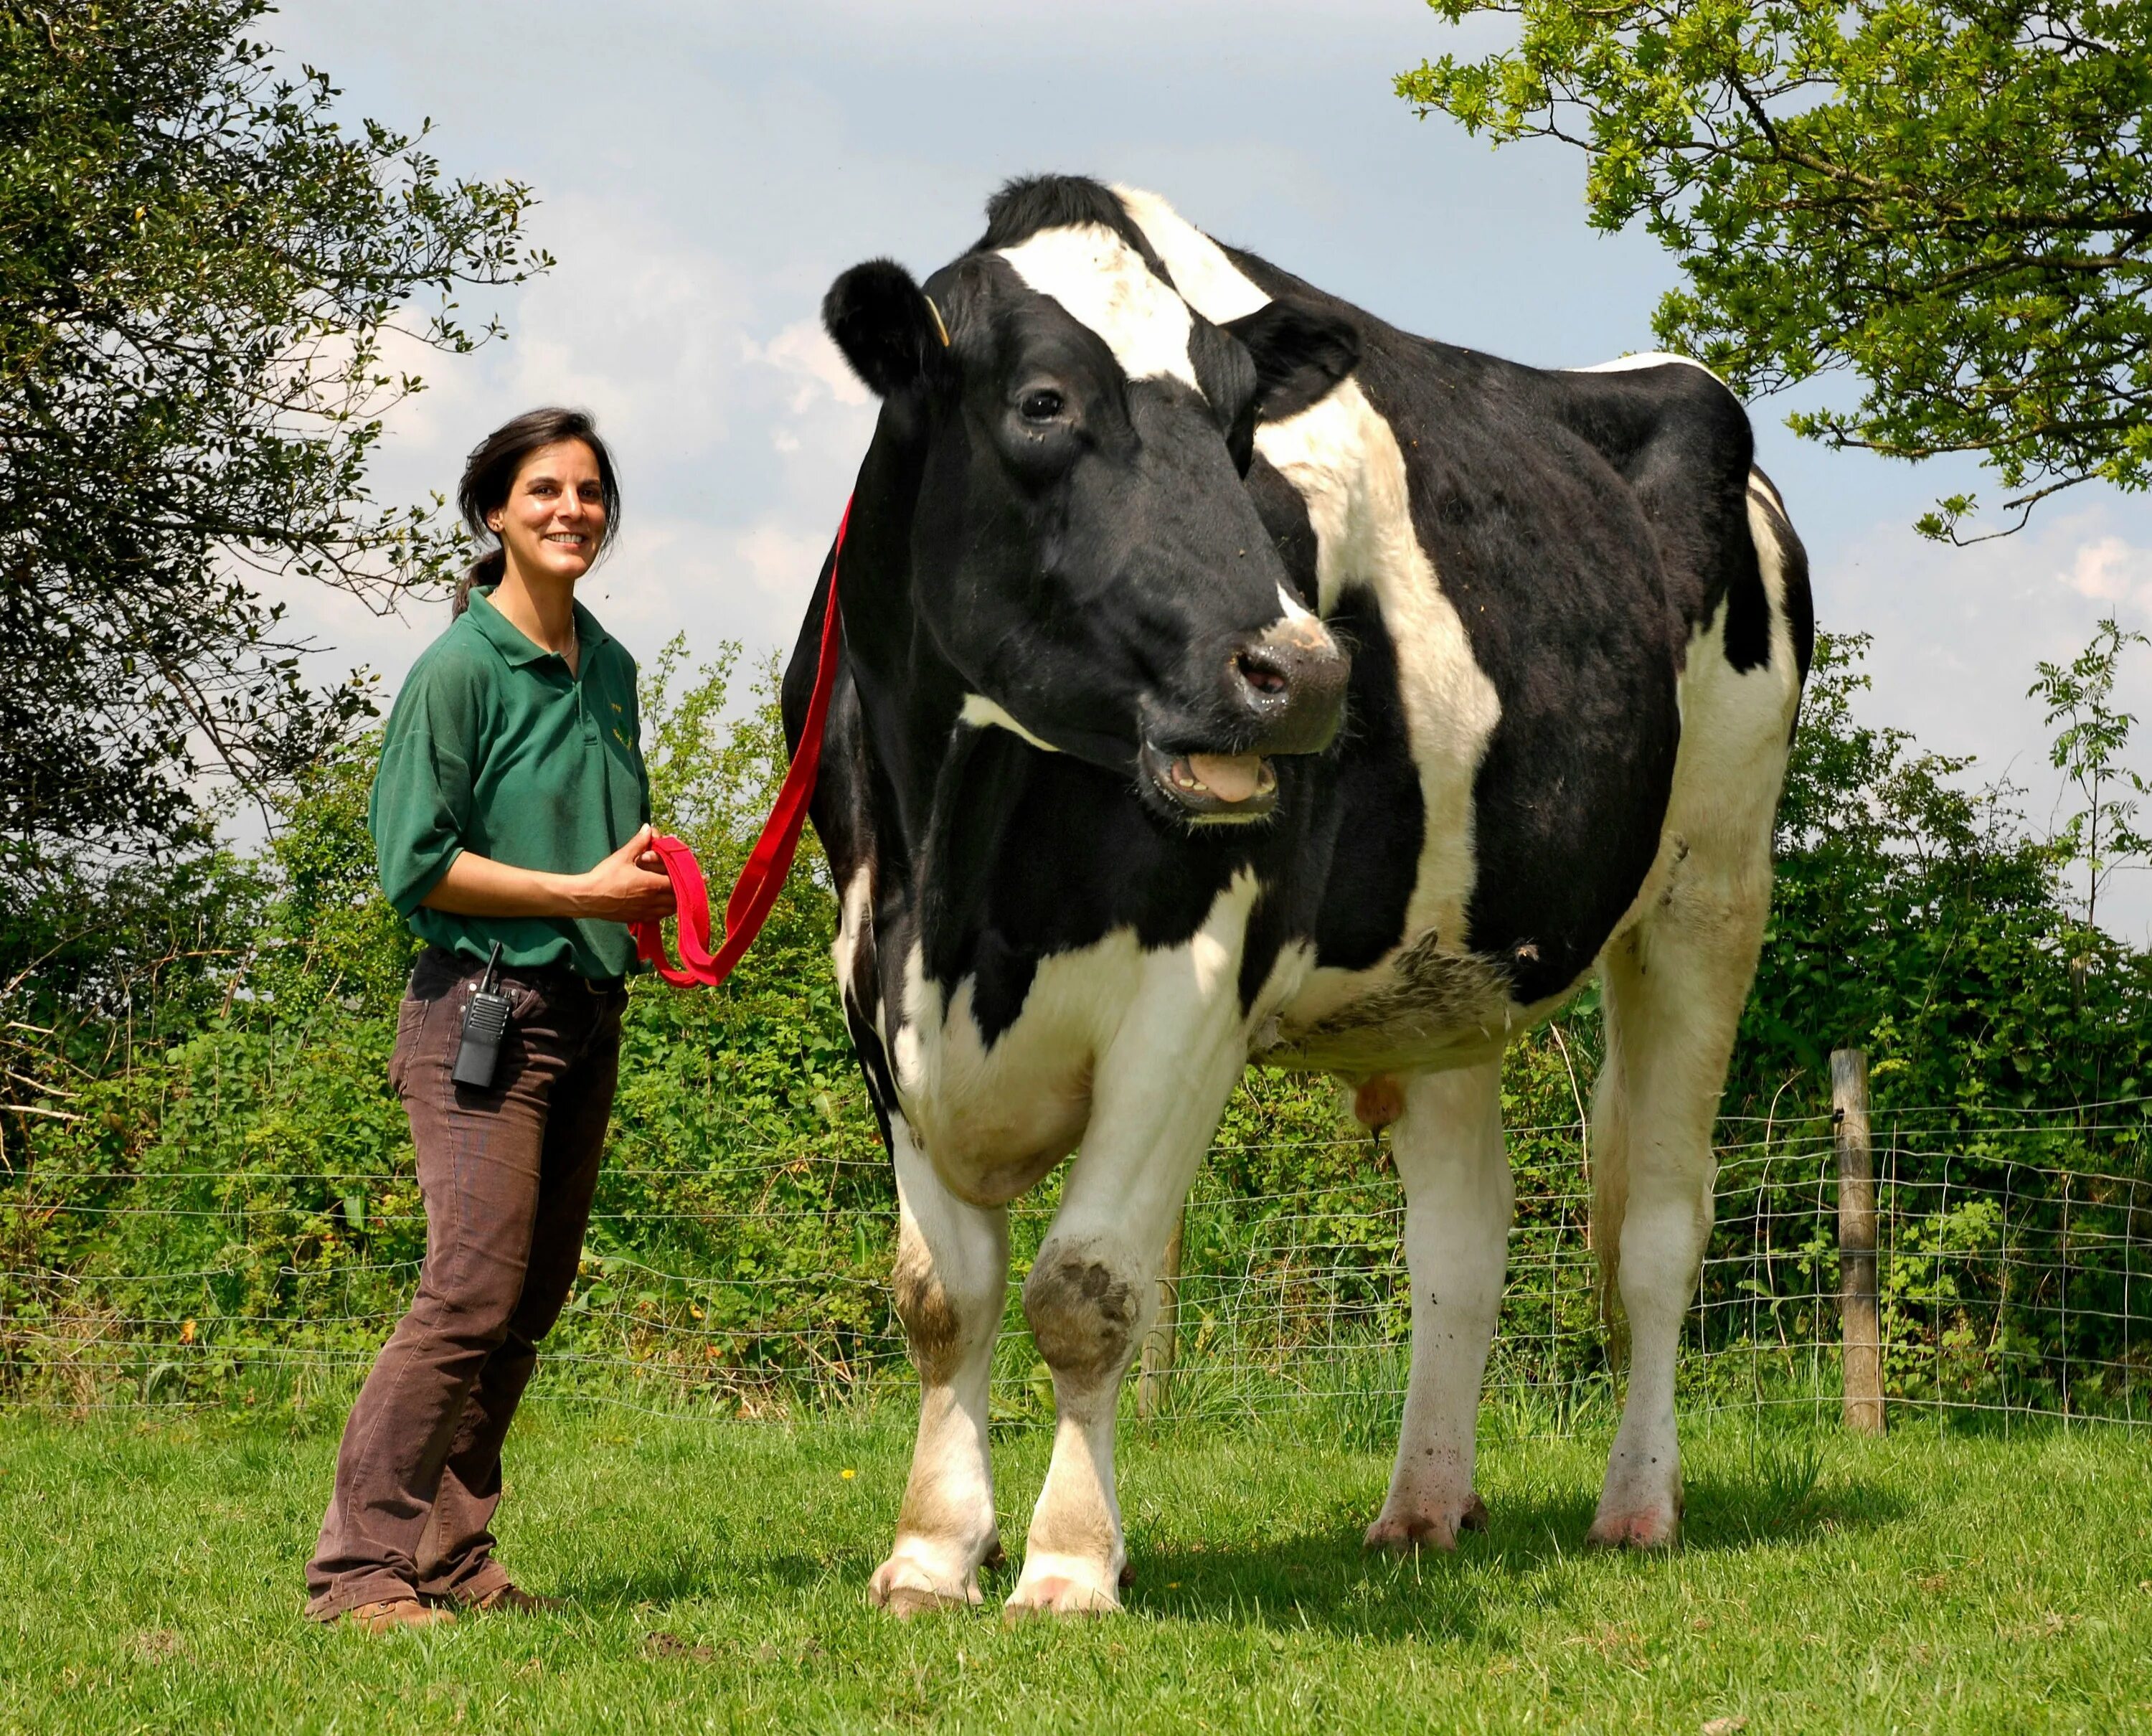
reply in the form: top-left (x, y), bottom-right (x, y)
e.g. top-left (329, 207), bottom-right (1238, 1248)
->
top-left (1141, 742), bottom-right (1279, 822)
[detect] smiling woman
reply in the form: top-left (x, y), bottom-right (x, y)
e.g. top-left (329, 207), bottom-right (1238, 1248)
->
top-left (302, 407), bottom-right (676, 1634)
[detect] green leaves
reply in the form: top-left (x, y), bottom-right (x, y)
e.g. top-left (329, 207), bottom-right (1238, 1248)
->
top-left (0, 1), bottom-right (547, 882)
top-left (2029, 616), bottom-right (2150, 932)
top-left (1399, 1), bottom-right (2152, 538)
top-left (1738, 629), bottom-right (2152, 1123)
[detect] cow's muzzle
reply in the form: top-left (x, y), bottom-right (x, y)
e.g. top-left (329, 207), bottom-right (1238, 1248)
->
top-left (1141, 615), bottom-right (1349, 823)
top-left (1227, 615), bottom-right (1349, 756)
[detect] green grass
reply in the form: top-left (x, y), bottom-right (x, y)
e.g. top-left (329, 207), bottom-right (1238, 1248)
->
top-left (4, 1402), bottom-right (2150, 1732)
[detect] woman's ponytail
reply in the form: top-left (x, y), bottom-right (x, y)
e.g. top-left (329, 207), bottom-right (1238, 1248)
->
top-left (452, 547), bottom-right (506, 618)
top-left (453, 407), bottom-right (620, 614)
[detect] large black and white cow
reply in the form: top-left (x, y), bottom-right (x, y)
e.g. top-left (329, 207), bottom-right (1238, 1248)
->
top-left (785, 176), bottom-right (1812, 1618)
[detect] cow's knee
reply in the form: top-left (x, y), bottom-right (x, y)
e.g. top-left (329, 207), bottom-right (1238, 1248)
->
top-left (892, 1231), bottom-right (999, 1384)
top-left (1023, 1237), bottom-right (1144, 1392)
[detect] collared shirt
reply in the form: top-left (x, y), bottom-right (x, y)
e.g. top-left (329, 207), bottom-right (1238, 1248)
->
top-left (369, 586), bottom-right (651, 981)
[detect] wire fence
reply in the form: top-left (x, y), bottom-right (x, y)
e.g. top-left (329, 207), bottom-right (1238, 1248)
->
top-left (7, 1089), bottom-right (2151, 1436)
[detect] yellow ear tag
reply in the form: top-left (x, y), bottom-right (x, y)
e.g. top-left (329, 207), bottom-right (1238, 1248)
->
top-left (924, 294), bottom-right (951, 349)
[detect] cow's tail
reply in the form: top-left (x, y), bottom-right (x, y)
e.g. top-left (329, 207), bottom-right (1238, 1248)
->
top-left (1589, 1007), bottom-right (1631, 1367)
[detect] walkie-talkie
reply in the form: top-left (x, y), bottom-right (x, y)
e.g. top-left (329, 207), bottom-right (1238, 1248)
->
top-left (451, 942), bottom-right (513, 1089)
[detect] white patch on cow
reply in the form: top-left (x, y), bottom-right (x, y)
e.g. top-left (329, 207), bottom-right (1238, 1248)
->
top-left (996, 225), bottom-right (1199, 391)
top-left (887, 873), bottom-right (1259, 1208)
top-left (1254, 377), bottom-right (1504, 1054)
top-left (1747, 468), bottom-right (1789, 521)
top-left (833, 866), bottom-right (871, 971)
top-left (958, 693), bottom-right (1062, 753)
top-left (1275, 582), bottom-right (1316, 623)
top-left (832, 864), bottom-right (875, 1010)
top-left (1569, 350), bottom-right (1731, 389)
top-left (1110, 185), bottom-right (1271, 323)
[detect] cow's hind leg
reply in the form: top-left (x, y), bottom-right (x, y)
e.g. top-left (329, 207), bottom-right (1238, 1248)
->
top-left (1365, 1059), bottom-right (1510, 1552)
top-left (871, 1120), bottom-right (1010, 1615)
top-left (1587, 859), bottom-right (1770, 1549)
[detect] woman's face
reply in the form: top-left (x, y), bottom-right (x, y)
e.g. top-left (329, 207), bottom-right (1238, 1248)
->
top-left (487, 439), bottom-right (608, 587)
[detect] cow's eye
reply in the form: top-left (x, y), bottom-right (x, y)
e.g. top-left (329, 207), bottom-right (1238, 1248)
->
top-left (1018, 388), bottom-right (1065, 423)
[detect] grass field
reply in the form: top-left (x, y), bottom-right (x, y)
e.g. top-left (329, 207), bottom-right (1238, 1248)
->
top-left (4, 1400), bottom-right (2150, 1733)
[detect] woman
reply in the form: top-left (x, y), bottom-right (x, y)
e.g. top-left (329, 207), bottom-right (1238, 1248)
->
top-left (304, 407), bottom-right (673, 1633)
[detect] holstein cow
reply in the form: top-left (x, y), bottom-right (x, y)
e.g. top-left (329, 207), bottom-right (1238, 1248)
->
top-left (785, 176), bottom-right (1811, 1618)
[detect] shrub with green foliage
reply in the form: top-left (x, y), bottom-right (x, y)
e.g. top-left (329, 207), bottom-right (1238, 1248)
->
top-left (4, 627), bottom-right (2149, 1421)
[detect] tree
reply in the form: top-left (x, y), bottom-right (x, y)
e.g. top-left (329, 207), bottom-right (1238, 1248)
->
top-left (2029, 616), bottom-right (2149, 933)
top-left (1397, 3), bottom-right (2152, 540)
top-left (0, 0), bottom-right (547, 882)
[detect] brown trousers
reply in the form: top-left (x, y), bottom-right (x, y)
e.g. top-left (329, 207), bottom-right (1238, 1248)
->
top-left (305, 946), bottom-right (627, 1618)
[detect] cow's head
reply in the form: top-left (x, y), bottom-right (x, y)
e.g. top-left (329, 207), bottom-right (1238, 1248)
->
top-left (821, 178), bottom-right (1356, 825)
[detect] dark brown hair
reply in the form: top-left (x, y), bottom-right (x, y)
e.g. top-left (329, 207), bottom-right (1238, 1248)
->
top-left (453, 407), bottom-right (622, 615)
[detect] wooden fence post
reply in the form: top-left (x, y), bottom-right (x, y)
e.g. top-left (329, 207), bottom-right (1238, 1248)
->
top-left (1833, 1047), bottom-right (1885, 1435)
top-left (1136, 1209), bottom-right (1184, 1421)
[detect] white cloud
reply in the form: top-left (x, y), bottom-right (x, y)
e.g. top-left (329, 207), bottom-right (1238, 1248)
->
top-left (747, 319), bottom-right (869, 415)
top-left (733, 521), bottom-right (835, 606)
top-left (2062, 534), bottom-right (2152, 608)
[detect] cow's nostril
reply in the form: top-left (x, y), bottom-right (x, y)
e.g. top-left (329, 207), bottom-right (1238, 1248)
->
top-left (1236, 652), bottom-right (1289, 697)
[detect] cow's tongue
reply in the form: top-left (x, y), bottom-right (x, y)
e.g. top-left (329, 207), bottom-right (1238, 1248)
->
top-left (1187, 753), bottom-right (1264, 803)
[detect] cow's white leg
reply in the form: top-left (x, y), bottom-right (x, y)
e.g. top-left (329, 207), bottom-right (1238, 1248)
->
top-left (870, 1118), bottom-right (1010, 1615)
top-left (1364, 1059), bottom-right (1510, 1552)
top-left (1004, 910), bottom-right (1252, 1618)
top-left (1588, 864), bottom-right (1770, 1549)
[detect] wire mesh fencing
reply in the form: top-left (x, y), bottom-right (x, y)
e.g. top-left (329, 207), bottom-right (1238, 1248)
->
top-left (5, 1093), bottom-right (2151, 1434)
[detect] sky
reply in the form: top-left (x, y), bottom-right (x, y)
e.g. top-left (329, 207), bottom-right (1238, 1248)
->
top-left (269, 0), bottom-right (2152, 934)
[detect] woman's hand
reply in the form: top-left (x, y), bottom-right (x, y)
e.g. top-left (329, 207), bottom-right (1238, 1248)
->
top-left (572, 826), bottom-right (677, 923)
top-left (419, 826), bottom-right (676, 925)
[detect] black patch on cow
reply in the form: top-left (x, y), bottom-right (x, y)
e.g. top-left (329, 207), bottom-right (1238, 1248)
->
top-left (1305, 603), bottom-right (1424, 973)
top-left (934, 742), bottom-right (1316, 1047)
top-left (1226, 300), bottom-right (1361, 424)
top-left (1245, 455), bottom-right (1319, 608)
top-left (1720, 538), bottom-right (1772, 671)
top-left (844, 1001), bottom-right (898, 1154)
top-left (1514, 361), bottom-right (1761, 660)
top-left (978, 174), bottom-right (1175, 284)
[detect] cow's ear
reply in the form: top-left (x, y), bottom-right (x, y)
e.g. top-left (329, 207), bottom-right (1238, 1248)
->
top-left (1225, 301), bottom-right (1359, 423)
top-left (823, 259), bottom-right (951, 398)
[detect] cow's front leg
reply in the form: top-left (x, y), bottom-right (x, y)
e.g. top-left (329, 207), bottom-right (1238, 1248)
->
top-left (1364, 1060), bottom-right (1511, 1552)
top-left (1004, 938), bottom-right (1250, 1617)
top-left (871, 1121), bottom-right (1010, 1616)
top-left (1001, 1226), bottom-right (1155, 1615)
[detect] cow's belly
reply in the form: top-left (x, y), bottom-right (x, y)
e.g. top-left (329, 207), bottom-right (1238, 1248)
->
top-left (1258, 942), bottom-right (1580, 1080)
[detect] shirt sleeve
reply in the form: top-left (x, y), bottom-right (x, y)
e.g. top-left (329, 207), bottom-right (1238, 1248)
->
top-left (369, 646), bottom-right (482, 917)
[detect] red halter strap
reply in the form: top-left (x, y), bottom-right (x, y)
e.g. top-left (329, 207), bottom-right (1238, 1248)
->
top-left (632, 497), bottom-right (850, 989)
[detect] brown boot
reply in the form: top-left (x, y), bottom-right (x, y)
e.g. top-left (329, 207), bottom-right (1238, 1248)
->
top-left (343, 1599), bottom-right (456, 1635)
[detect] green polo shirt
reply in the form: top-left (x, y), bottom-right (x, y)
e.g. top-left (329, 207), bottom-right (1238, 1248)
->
top-left (369, 586), bottom-right (651, 981)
